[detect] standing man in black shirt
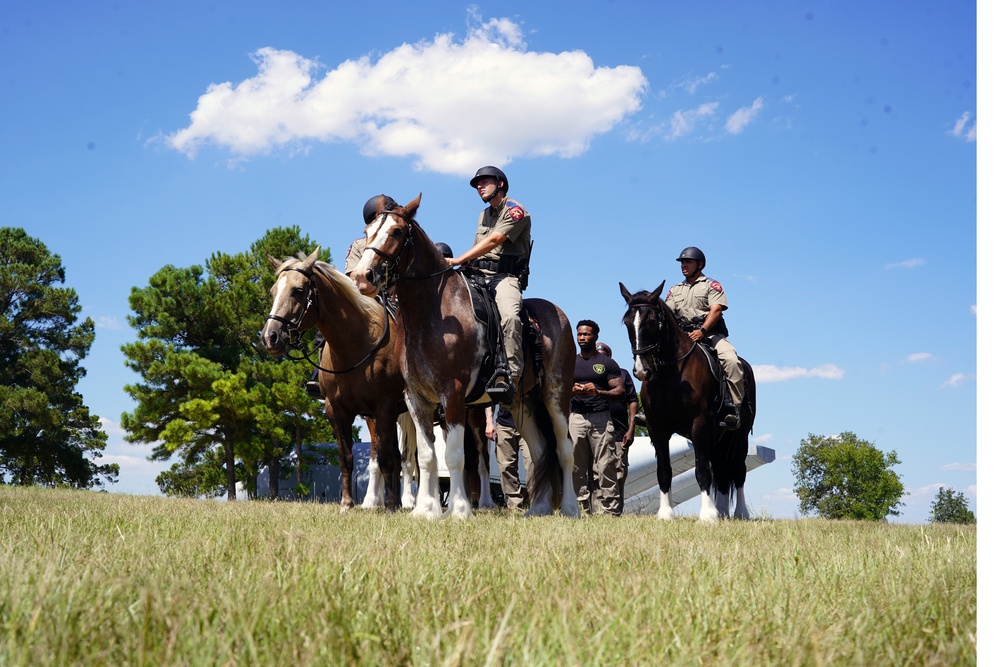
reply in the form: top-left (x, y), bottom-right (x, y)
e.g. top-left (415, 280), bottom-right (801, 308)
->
top-left (570, 320), bottom-right (624, 515)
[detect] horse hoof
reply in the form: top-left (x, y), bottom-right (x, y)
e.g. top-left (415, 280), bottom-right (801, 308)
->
top-left (656, 509), bottom-right (675, 521)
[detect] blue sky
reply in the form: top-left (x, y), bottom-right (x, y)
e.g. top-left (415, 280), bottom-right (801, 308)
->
top-left (1, 1), bottom-right (981, 524)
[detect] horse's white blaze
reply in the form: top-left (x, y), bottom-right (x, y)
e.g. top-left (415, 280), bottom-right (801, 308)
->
top-left (699, 490), bottom-right (720, 522)
top-left (354, 218), bottom-right (394, 284)
top-left (442, 423), bottom-right (473, 519)
top-left (657, 490), bottom-right (674, 520)
top-left (266, 272), bottom-right (293, 319)
top-left (629, 311), bottom-right (649, 380)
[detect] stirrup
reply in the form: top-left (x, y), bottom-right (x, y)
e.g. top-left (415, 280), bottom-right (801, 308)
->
top-left (721, 412), bottom-right (740, 431)
top-left (486, 369), bottom-right (515, 405)
top-left (305, 380), bottom-right (323, 400)
top-left (486, 380), bottom-right (515, 406)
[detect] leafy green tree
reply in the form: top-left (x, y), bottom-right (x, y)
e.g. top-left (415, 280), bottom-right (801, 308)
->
top-left (121, 227), bottom-right (333, 500)
top-left (792, 431), bottom-right (905, 520)
top-left (928, 487), bottom-right (975, 524)
top-left (0, 228), bottom-right (118, 488)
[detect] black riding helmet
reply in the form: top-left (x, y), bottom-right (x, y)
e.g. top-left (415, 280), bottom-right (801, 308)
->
top-left (469, 166), bottom-right (509, 193)
top-left (676, 246), bottom-right (707, 266)
top-left (362, 194), bottom-right (400, 225)
top-left (434, 242), bottom-right (454, 259)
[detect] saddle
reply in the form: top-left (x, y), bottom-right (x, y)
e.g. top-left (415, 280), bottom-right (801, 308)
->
top-left (693, 341), bottom-right (734, 428)
top-left (461, 270), bottom-right (542, 404)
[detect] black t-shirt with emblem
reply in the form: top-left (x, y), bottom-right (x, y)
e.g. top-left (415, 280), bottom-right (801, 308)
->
top-left (571, 352), bottom-right (621, 415)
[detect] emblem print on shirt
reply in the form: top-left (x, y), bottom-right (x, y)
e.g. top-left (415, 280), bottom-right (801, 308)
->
top-left (710, 280), bottom-right (724, 293)
top-left (507, 202), bottom-right (525, 221)
top-left (592, 364), bottom-right (606, 375)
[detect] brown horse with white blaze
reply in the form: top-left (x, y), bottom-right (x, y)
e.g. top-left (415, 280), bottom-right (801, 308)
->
top-left (261, 249), bottom-right (410, 511)
top-left (352, 194), bottom-right (580, 519)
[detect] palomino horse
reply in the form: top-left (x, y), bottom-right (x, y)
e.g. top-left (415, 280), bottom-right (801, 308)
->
top-left (620, 281), bottom-right (757, 521)
top-left (352, 194), bottom-right (579, 519)
top-left (261, 250), bottom-right (413, 511)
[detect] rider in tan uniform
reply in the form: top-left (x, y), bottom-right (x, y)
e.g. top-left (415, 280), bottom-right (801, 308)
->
top-left (445, 166), bottom-right (530, 404)
top-left (664, 246), bottom-right (744, 430)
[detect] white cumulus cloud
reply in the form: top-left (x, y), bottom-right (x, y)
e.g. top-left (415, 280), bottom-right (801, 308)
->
top-left (905, 352), bottom-right (932, 363)
top-left (165, 17), bottom-right (648, 175)
top-left (755, 364), bottom-right (845, 382)
top-left (725, 96), bottom-right (764, 134)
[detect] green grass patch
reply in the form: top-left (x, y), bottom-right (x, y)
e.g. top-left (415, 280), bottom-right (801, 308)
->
top-left (0, 487), bottom-right (975, 666)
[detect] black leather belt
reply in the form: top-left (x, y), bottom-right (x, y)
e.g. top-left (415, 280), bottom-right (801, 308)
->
top-left (471, 258), bottom-right (501, 272)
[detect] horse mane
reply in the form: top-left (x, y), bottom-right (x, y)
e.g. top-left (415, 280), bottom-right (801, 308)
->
top-left (402, 218), bottom-right (449, 271)
top-left (274, 255), bottom-right (384, 332)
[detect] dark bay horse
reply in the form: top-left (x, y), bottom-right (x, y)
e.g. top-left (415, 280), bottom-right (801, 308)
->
top-left (352, 194), bottom-right (579, 519)
top-left (620, 281), bottom-right (757, 521)
top-left (261, 249), bottom-right (412, 511)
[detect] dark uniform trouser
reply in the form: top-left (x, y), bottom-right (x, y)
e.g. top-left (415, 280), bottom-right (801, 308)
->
top-left (569, 411), bottom-right (621, 515)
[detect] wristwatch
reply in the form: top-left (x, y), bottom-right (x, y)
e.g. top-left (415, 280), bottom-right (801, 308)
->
top-left (698, 327), bottom-right (707, 335)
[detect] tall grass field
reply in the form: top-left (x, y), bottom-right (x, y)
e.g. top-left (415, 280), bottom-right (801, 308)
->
top-left (0, 487), bottom-right (975, 666)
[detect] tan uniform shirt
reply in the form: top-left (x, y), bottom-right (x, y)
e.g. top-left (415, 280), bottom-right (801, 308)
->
top-left (343, 237), bottom-right (365, 276)
top-left (665, 275), bottom-right (728, 329)
top-left (474, 195), bottom-right (531, 262)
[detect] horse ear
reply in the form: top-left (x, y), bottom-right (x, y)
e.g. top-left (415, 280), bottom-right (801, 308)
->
top-left (404, 193), bottom-right (422, 217)
top-left (651, 280), bottom-right (666, 301)
top-left (304, 246), bottom-right (321, 268)
top-left (267, 254), bottom-right (283, 270)
top-left (619, 282), bottom-right (633, 302)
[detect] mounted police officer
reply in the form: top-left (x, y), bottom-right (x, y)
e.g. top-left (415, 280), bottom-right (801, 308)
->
top-left (664, 246), bottom-right (744, 430)
top-left (445, 166), bottom-right (531, 404)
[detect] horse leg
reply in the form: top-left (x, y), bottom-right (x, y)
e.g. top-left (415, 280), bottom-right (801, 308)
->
top-left (330, 411), bottom-right (357, 513)
top-left (360, 416), bottom-right (385, 509)
top-left (733, 486), bottom-right (749, 520)
top-left (691, 422), bottom-right (720, 523)
top-left (548, 395), bottom-right (580, 518)
top-left (374, 412), bottom-right (403, 511)
top-left (654, 442), bottom-right (675, 521)
top-left (398, 412), bottom-right (417, 510)
top-left (441, 399), bottom-right (473, 520)
top-left (406, 394), bottom-right (443, 520)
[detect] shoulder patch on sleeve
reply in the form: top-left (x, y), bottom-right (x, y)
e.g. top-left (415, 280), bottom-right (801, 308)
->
top-left (709, 280), bottom-right (724, 293)
top-left (506, 200), bottom-right (525, 221)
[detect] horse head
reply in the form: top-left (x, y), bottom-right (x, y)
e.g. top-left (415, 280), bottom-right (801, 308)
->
top-left (352, 193), bottom-right (422, 297)
top-left (619, 280), bottom-right (670, 381)
top-left (261, 247), bottom-right (322, 355)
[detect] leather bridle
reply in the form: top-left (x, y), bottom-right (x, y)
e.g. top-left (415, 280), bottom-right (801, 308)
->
top-left (266, 265), bottom-right (392, 375)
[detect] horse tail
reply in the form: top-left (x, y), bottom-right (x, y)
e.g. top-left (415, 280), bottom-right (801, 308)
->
top-left (526, 385), bottom-right (563, 510)
top-left (740, 359), bottom-right (756, 433)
